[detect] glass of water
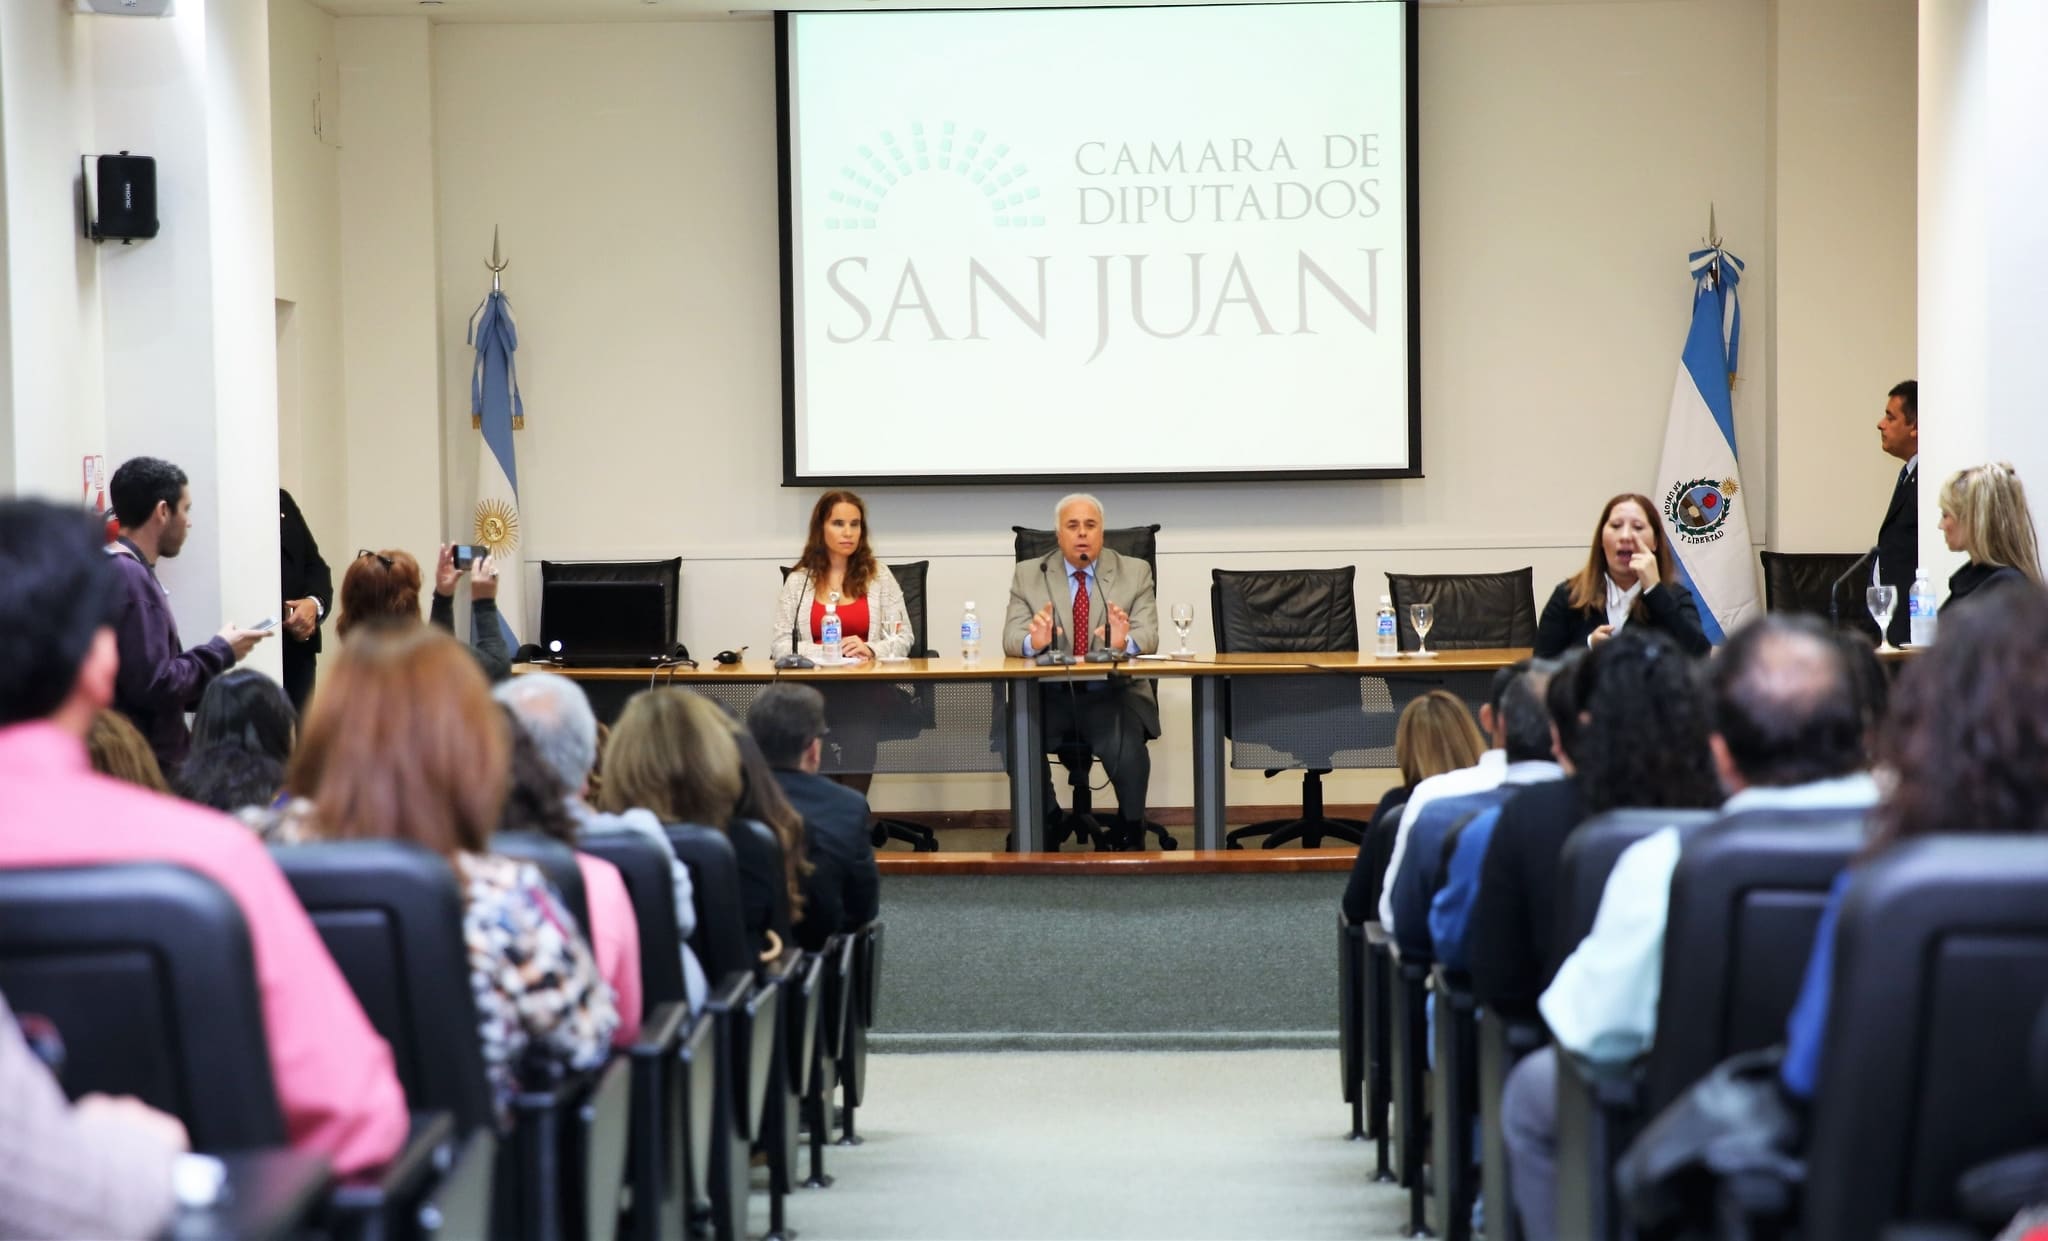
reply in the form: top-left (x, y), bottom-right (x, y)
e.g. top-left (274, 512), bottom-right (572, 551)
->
top-left (1867, 584), bottom-right (1898, 651)
top-left (878, 618), bottom-right (912, 663)
top-left (1409, 603), bottom-right (1437, 658)
top-left (1170, 602), bottom-right (1195, 656)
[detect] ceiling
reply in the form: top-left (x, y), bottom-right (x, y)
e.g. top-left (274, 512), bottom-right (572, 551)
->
top-left (313, 0), bottom-right (1651, 24)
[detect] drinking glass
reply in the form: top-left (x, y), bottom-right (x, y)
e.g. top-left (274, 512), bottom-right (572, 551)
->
top-left (1170, 602), bottom-right (1195, 656)
top-left (1866, 584), bottom-right (1898, 651)
top-left (878, 618), bottom-right (911, 663)
top-left (1409, 603), bottom-right (1437, 658)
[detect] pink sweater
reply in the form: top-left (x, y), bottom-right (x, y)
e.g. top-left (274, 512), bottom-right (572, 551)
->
top-left (575, 852), bottom-right (643, 1046)
top-left (0, 722), bottom-right (409, 1176)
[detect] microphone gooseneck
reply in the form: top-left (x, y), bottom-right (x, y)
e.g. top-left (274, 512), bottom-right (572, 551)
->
top-left (1828, 545), bottom-right (1881, 631)
top-left (776, 572), bottom-right (817, 670)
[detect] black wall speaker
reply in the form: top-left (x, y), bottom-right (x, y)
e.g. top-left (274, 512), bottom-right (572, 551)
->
top-left (84, 153), bottom-right (159, 243)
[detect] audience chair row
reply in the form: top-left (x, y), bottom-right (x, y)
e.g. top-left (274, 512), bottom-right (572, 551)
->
top-left (0, 830), bottom-right (886, 1241)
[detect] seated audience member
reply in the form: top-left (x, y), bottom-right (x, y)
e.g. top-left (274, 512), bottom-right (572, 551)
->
top-left (1386, 677), bottom-right (1562, 959)
top-left (1937, 461), bottom-right (2043, 609)
top-left (1379, 673), bottom-right (1518, 936)
top-left (1003, 493), bottom-right (1161, 850)
top-left (1470, 633), bottom-right (1721, 1023)
top-left (748, 684), bottom-right (882, 946)
top-left (1534, 493), bottom-right (1711, 658)
top-left (727, 725), bottom-right (816, 946)
top-left (1781, 585), bottom-right (2048, 1103)
top-left (604, 688), bottom-right (791, 961)
top-left (0, 498), bottom-right (406, 1175)
top-left (334, 545), bottom-right (510, 680)
top-left (176, 668), bottom-right (296, 813)
top-left (1425, 662), bottom-right (1565, 972)
top-left (499, 706), bottom-right (641, 1047)
top-left (254, 625), bottom-right (616, 1121)
top-left (86, 709), bottom-right (171, 793)
top-left (103, 456), bottom-right (271, 770)
top-left (495, 672), bottom-right (707, 1012)
top-left (0, 989), bottom-right (188, 1239)
top-left (1345, 688), bottom-right (1489, 925)
top-left (1503, 616), bottom-right (1875, 1241)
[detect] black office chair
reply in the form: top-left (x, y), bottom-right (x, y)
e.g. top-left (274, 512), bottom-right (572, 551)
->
top-left (836, 920), bottom-right (885, 1147)
top-left (1012, 522), bottom-right (1176, 851)
top-left (1698, 836), bottom-right (2048, 1241)
top-left (273, 839), bottom-right (626, 1241)
top-left (1211, 566), bottom-right (1378, 849)
top-left (663, 823), bottom-right (756, 986)
top-left (1386, 568), bottom-right (1539, 651)
top-left (1759, 551), bottom-right (1869, 625)
top-left (0, 863), bottom-right (439, 1241)
top-left (1554, 808), bottom-right (1864, 1241)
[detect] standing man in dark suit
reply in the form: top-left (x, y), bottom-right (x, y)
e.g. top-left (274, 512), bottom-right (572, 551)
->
top-left (278, 489), bottom-right (332, 710)
top-left (747, 684), bottom-right (881, 949)
top-left (1002, 493), bottom-right (1161, 849)
top-left (1871, 380), bottom-right (1918, 646)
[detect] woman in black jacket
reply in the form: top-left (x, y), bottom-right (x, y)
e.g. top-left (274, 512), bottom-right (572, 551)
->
top-left (1534, 492), bottom-right (1711, 658)
top-left (1938, 462), bottom-right (2042, 608)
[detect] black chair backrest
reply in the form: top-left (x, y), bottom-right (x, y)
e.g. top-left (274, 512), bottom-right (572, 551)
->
top-left (776, 560), bottom-right (934, 656)
top-left (543, 558), bottom-right (683, 649)
top-left (1552, 808), bottom-right (1717, 954)
top-left (1211, 567), bottom-right (1360, 652)
top-left (493, 830), bottom-right (592, 936)
top-left (1759, 551), bottom-right (1867, 620)
top-left (0, 863), bottom-right (285, 1151)
top-left (662, 823), bottom-right (754, 985)
top-left (577, 828), bottom-right (688, 1006)
top-left (739, 817), bottom-right (791, 948)
top-left (1012, 523), bottom-right (1161, 574)
top-left (1804, 837), bottom-right (2048, 1239)
top-left (1385, 569), bottom-right (1538, 651)
top-left (272, 840), bottom-right (496, 1130)
top-left (1645, 807), bottom-right (1865, 1112)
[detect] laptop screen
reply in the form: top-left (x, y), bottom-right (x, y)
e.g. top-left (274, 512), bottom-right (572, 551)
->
top-left (539, 580), bottom-right (669, 663)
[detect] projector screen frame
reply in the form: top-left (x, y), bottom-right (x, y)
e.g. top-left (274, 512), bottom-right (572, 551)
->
top-left (775, 1), bottom-right (1422, 487)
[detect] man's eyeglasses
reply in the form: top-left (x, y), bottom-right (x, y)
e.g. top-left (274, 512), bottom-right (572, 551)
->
top-left (356, 549), bottom-right (394, 569)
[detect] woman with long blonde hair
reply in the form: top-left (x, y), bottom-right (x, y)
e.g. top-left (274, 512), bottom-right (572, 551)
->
top-left (1937, 462), bottom-right (2042, 608)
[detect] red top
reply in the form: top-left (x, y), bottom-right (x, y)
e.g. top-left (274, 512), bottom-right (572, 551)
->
top-left (810, 595), bottom-right (871, 642)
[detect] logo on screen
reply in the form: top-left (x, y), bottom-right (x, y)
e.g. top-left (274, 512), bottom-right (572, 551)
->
top-left (824, 121), bottom-right (1045, 231)
top-left (1664, 478), bottom-right (1738, 544)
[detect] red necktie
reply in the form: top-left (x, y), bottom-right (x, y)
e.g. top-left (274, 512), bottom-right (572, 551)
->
top-left (1072, 572), bottom-right (1090, 656)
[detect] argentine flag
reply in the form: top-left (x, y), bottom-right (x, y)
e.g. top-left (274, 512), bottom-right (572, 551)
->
top-left (469, 287), bottom-right (525, 650)
top-left (1653, 247), bottom-right (1758, 643)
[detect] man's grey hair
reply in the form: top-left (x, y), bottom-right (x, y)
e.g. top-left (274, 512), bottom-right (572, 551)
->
top-left (747, 683), bottom-right (829, 770)
top-left (1055, 493), bottom-right (1105, 528)
top-left (493, 672), bottom-right (599, 793)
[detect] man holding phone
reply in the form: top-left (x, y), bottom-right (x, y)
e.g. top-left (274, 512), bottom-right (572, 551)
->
top-left (105, 457), bottom-right (271, 770)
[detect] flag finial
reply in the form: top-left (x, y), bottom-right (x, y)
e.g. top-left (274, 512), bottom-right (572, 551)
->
top-left (487, 224), bottom-right (509, 293)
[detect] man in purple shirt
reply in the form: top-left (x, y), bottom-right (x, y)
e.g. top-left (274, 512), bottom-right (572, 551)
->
top-left (105, 456), bottom-right (270, 769)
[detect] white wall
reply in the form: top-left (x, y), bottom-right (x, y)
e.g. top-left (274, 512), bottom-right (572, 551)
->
top-left (0, 3), bottom-right (104, 499)
top-left (269, 0), bottom-right (347, 562)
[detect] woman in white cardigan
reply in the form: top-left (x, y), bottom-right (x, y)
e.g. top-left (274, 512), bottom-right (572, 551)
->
top-left (772, 490), bottom-right (912, 664)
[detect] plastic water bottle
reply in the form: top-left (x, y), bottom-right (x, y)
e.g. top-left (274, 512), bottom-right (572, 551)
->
top-left (1908, 570), bottom-right (1937, 647)
top-left (960, 601), bottom-right (982, 665)
top-left (1375, 595), bottom-right (1398, 658)
top-left (820, 602), bottom-right (843, 664)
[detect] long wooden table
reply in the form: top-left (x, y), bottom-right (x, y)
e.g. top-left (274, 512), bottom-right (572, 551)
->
top-left (519, 648), bottom-right (1529, 850)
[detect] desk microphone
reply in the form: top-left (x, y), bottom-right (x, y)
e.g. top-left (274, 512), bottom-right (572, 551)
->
top-left (775, 574), bottom-right (816, 669)
top-left (1828, 546), bottom-right (1880, 631)
top-left (1035, 559), bottom-right (1078, 666)
top-left (1079, 546), bottom-right (1123, 665)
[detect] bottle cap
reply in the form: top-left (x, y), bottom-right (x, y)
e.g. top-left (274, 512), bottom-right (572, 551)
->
top-left (1379, 594), bottom-right (1391, 604)
top-left (964, 601), bottom-right (976, 609)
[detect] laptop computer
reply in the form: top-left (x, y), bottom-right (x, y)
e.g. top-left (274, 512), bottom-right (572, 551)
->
top-left (538, 579), bottom-right (671, 666)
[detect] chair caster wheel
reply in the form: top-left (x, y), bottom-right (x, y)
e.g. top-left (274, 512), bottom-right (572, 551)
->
top-left (1160, 835), bottom-right (1179, 850)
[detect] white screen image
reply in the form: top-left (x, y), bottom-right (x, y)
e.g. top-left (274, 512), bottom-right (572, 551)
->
top-left (782, 3), bottom-right (1414, 482)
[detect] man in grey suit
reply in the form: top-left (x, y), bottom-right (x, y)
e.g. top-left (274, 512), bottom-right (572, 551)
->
top-left (1003, 494), bottom-right (1160, 847)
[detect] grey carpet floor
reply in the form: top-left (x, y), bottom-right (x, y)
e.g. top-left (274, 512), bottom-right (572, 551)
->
top-left (762, 1050), bottom-right (1412, 1240)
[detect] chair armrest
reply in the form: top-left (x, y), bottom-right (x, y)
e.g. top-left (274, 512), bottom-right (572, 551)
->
top-left (632, 1001), bottom-right (688, 1059)
top-left (1364, 920), bottom-right (1390, 948)
top-left (1431, 966), bottom-right (1478, 1012)
top-left (326, 1111), bottom-right (457, 1227)
top-left (1563, 1050), bottom-right (1646, 1111)
top-left (1555, 1051), bottom-right (1648, 1241)
top-left (167, 1149), bottom-right (333, 1241)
